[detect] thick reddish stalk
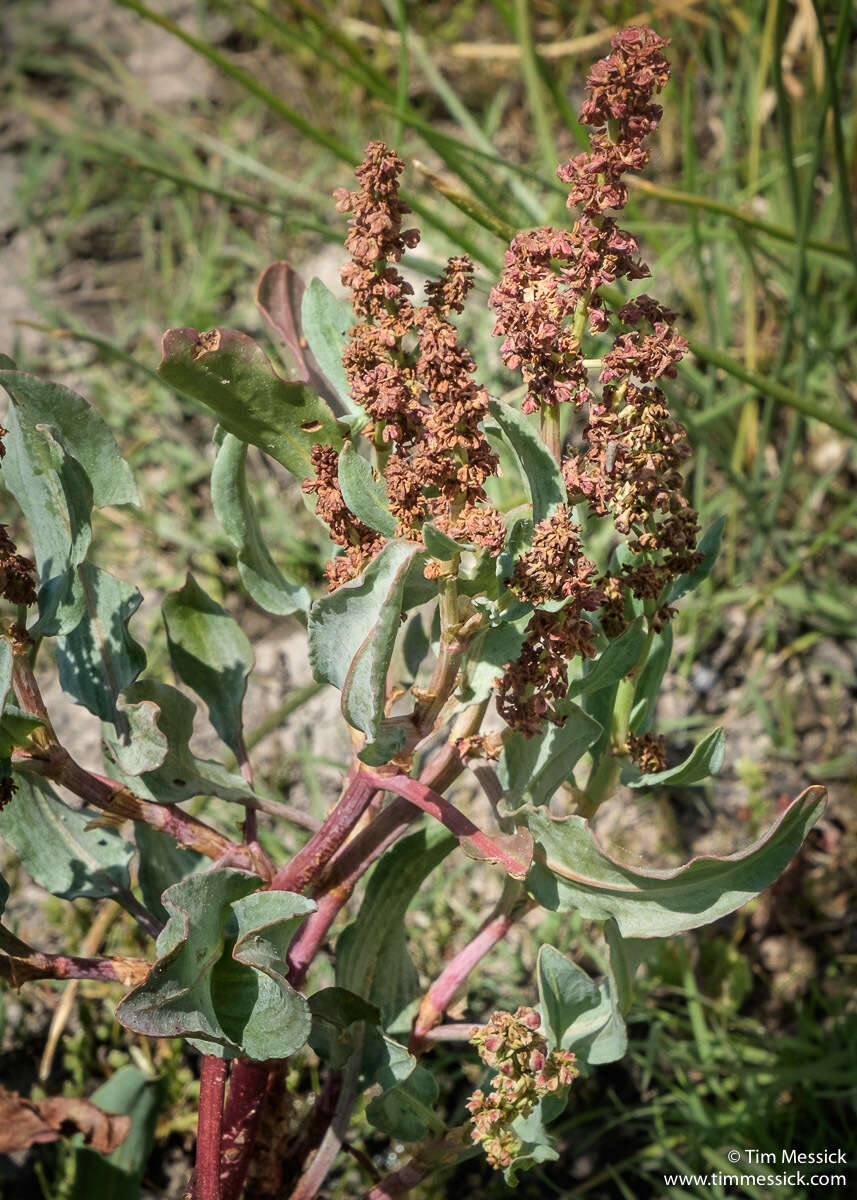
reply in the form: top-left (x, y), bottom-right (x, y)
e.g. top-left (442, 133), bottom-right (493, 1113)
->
top-left (222, 718), bottom-right (484, 1190)
top-left (286, 797), bottom-right (415, 986)
top-left (196, 1056), bottom-right (228, 1200)
top-left (218, 1059), bottom-right (270, 1200)
top-left (0, 947), bottom-right (149, 987)
top-left (16, 753), bottom-right (251, 866)
top-left (361, 772), bottom-right (531, 878)
top-left (286, 714), bottom-right (484, 985)
top-left (271, 770), bottom-right (377, 893)
top-left (409, 908), bottom-right (518, 1050)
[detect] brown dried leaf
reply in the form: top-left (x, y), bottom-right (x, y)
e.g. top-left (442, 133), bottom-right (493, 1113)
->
top-left (0, 1085), bottom-right (130, 1154)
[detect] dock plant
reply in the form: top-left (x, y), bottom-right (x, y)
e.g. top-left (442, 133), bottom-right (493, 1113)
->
top-left (0, 27), bottom-right (825, 1199)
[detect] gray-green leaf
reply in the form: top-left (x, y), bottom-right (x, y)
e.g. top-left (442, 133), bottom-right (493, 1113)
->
top-left (486, 399), bottom-right (565, 522)
top-left (162, 575), bottom-right (253, 760)
top-left (104, 680), bottom-right (257, 806)
top-left (536, 945), bottom-right (626, 1065)
top-left (0, 773), bottom-right (132, 901)
top-left (521, 786), bottom-right (826, 937)
top-left (0, 368), bottom-right (138, 508)
top-left (211, 430), bottom-right (310, 615)
top-left (1, 406), bottom-right (92, 634)
top-left (116, 870), bottom-right (314, 1060)
top-left (499, 702), bottom-right (602, 808)
top-left (567, 617), bottom-right (646, 700)
top-left (337, 441), bottom-right (397, 538)
top-left (55, 564), bottom-right (146, 727)
top-left (308, 540), bottom-right (420, 763)
top-left (336, 824), bottom-right (456, 1027)
top-left (300, 277), bottom-right (356, 412)
top-left (158, 327), bottom-right (342, 480)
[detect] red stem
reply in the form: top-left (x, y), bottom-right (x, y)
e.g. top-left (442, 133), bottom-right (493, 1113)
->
top-left (361, 772), bottom-right (531, 878)
top-left (16, 753), bottom-right (250, 866)
top-left (285, 729), bottom-right (480, 986)
top-left (219, 725), bottom-right (483, 1192)
top-left (409, 908), bottom-right (518, 1050)
top-left (286, 796), bottom-right (415, 987)
top-left (271, 770), bottom-right (377, 893)
top-left (218, 1059), bottom-right (270, 1200)
top-left (196, 1056), bottom-right (228, 1200)
top-left (216, 770), bottom-right (379, 1200)
top-left (0, 947), bottom-right (149, 987)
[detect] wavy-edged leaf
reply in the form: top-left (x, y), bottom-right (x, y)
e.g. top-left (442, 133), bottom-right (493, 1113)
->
top-left (158, 327), bottom-right (341, 480)
top-left (336, 824), bottom-right (456, 1027)
top-left (116, 870), bottom-right (314, 1060)
top-left (626, 727), bottom-right (726, 789)
top-left (308, 540), bottom-right (420, 763)
top-left (0, 368), bottom-right (138, 508)
top-left (0, 773), bottom-right (132, 901)
top-left (486, 400), bottom-right (565, 522)
top-left (337, 441), bottom-right (397, 538)
top-left (162, 575), bottom-right (253, 760)
top-left (211, 430), bottom-right (310, 615)
top-left (104, 680), bottom-right (256, 806)
top-left (300, 276), bottom-right (357, 412)
top-left (667, 515), bottom-right (726, 603)
top-left (521, 786), bottom-right (826, 937)
top-left (1, 405), bottom-right (92, 634)
top-left (567, 617), bottom-right (646, 700)
top-left (499, 702), bottom-right (602, 808)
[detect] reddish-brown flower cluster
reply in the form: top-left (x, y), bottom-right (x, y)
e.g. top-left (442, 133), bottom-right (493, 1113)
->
top-left (495, 506), bottom-right (607, 732)
top-left (488, 222), bottom-right (652, 415)
top-left (301, 445), bottom-right (385, 589)
top-left (488, 29), bottom-right (672, 415)
top-left (628, 732), bottom-right (667, 774)
top-left (467, 1007), bottom-right (578, 1170)
top-left (509, 506), bottom-right (601, 607)
top-left (492, 28), bottom-right (700, 733)
top-left (306, 142), bottom-right (504, 585)
top-left (496, 609), bottom-right (599, 738)
top-left (0, 425), bottom-right (37, 608)
top-left (557, 26), bottom-right (671, 216)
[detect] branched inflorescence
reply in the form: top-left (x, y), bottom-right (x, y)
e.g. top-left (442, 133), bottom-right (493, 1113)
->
top-left (467, 1007), bottom-right (578, 1170)
top-left (304, 142), bottom-right (504, 587)
top-left (494, 27), bottom-right (701, 734)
